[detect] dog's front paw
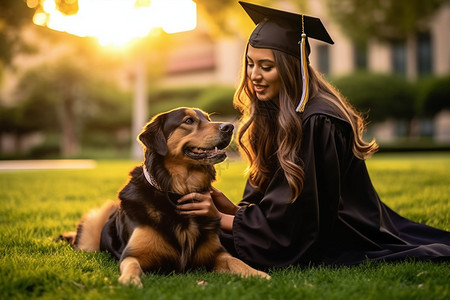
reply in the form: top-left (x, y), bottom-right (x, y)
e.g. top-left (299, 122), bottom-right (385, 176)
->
top-left (118, 274), bottom-right (143, 288)
top-left (214, 253), bottom-right (271, 280)
top-left (249, 269), bottom-right (271, 280)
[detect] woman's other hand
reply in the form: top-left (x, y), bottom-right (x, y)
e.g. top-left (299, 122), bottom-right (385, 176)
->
top-left (177, 191), bottom-right (220, 218)
top-left (210, 187), bottom-right (239, 215)
top-left (177, 188), bottom-right (237, 232)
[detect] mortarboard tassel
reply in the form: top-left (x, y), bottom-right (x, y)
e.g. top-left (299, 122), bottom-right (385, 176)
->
top-left (296, 16), bottom-right (309, 112)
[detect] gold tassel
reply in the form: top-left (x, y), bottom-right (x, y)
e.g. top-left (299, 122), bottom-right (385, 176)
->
top-left (296, 16), bottom-right (309, 113)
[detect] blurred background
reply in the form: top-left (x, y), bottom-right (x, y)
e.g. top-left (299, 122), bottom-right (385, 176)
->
top-left (0, 0), bottom-right (449, 160)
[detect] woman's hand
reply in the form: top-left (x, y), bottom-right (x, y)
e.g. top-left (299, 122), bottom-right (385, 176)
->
top-left (177, 188), bottom-right (237, 232)
top-left (177, 191), bottom-right (220, 218)
top-left (210, 187), bottom-right (239, 215)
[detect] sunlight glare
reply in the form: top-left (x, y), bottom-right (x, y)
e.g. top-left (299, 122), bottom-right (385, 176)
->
top-left (33, 0), bottom-right (197, 47)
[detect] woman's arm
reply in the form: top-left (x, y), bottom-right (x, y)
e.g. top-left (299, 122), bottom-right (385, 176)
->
top-left (219, 213), bottom-right (234, 232)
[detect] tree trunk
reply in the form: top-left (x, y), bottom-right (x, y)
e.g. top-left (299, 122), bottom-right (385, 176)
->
top-left (61, 95), bottom-right (79, 157)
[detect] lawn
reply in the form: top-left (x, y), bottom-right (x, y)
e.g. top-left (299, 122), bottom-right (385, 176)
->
top-left (0, 153), bottom-right (449, 300)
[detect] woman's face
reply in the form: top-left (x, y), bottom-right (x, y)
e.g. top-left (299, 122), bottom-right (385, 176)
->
top-left (246, 45), bottom-right (281, 102)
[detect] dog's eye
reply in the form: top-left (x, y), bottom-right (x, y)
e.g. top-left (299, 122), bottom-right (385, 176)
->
top-left (184, 118), bottom-right (194, 125)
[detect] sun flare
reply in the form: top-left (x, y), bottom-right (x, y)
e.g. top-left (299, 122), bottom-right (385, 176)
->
top-left (31, 0), bottom-right (197, 46)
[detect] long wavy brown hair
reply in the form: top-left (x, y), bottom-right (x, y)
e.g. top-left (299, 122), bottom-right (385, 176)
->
top-left (234, 46), bottom-right (378, 202)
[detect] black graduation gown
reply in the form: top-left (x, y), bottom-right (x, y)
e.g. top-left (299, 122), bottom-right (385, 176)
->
top-left (220, 97), bottom-right (450, 269)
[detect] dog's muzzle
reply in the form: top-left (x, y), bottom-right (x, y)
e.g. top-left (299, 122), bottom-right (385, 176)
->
top-left (184, 123), bottom-right (234, 164)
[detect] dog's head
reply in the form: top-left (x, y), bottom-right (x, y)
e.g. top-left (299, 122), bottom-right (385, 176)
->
top-left (139, 107), bottom-right (234, 164)
top-left (138, 107), bottom-right (234, 193)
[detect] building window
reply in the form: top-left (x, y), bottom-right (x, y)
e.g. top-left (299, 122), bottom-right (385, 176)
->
top-left (354, 43), bottom-right (367, 70)
top-left (417, 31), bottom-right (433, 76)
top-left (392, 40), bottom-right (407, 76)
top-left (317, 45), bottom-right (330, 74)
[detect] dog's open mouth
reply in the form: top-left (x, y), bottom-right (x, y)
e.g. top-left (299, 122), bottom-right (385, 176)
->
top-left (184, 145), bottom-right (227, 163)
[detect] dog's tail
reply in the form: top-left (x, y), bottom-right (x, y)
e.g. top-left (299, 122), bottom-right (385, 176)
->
top-left (57, 201), bottom-right (118, 252)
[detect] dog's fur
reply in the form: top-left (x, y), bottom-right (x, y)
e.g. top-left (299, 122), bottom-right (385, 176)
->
top-left (58, 108), bottom-right (269, 287)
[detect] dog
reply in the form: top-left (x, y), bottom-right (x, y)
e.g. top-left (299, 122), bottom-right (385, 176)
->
top-left (58, 107), bottom-right (269, 287)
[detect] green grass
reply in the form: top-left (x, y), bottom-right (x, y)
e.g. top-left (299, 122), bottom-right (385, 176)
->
top-left (0, 153), bottom-right (449, 300)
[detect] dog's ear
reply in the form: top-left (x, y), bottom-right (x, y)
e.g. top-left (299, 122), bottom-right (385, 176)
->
top-left (138, 115), bottom-right (168, 156)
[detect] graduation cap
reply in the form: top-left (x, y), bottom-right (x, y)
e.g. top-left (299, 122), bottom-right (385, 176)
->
top-left (239, 1), bottom-right (334, 112)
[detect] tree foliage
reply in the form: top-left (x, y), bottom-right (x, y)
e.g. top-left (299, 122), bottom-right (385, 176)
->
top-left (55, 0), bottom-right (79, 15)
top-left (0, 0), bottom-right (34, 65)
top-left (326, 0), bottom-right (446, 44)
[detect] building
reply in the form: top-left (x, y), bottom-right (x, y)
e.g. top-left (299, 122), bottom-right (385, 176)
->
top-left (161, 0), bottom-right (450, 85)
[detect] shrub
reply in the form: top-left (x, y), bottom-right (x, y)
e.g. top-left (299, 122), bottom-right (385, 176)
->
top-left (197, 85), bottom-right (237, 116)
top-left (0, 105), bottom-right (18, 133)
top-left (331, 72), bottom-right (416, 122)
top-left (28, 138), bottom-right (60, 159)
top-left (147, 85), bottom-right (237, 117)
top-left (417, 75), bottom-right (450, 116)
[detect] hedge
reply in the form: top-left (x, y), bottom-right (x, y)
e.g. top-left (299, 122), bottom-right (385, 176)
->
top-left (416, 75), bottom-right (450, 116)
top-left (331, 72), bottom-right (416, 122)
top-left (147, 85), bottom-right (237, 117)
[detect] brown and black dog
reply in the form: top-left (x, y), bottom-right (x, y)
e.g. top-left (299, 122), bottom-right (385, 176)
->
top-left (58, 107), bottom-right (269, 287)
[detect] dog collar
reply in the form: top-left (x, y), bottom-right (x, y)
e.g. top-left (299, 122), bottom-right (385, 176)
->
top-left (143, 165), bottom-right (162, 191)
top-left (143, 165), bottom-right (183, 209)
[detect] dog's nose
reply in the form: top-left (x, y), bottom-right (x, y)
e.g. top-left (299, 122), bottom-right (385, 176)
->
top-left (219, 123), bottom-right (234, 133)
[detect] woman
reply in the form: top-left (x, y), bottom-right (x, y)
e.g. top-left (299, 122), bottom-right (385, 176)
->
top-left (177, 1), bottom-right (450, 269)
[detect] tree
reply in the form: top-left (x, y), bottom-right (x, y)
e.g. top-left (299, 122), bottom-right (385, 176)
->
top-left (15, 60), bottom-right (132, 157)
top-left (15, 60), bottom-right (88, 157)
top-left (325, 0), bottom-right (446, 44)
top-left (0, 0), bottom-right (34, 65)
